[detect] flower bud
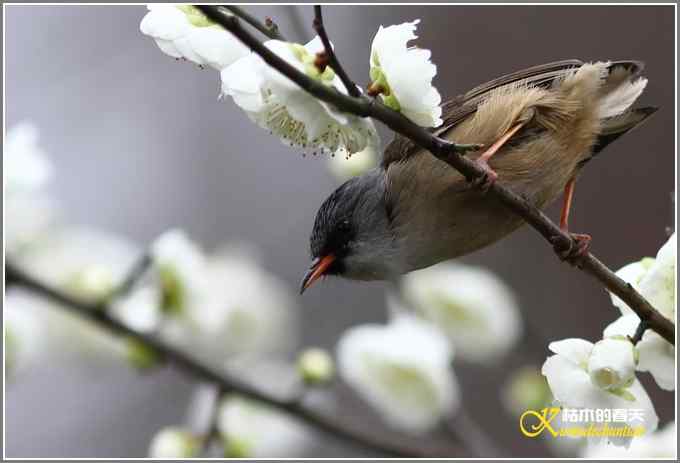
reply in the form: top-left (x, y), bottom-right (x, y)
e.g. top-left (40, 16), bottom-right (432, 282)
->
top-left (148, 427), bottom-right (199, 458)
top-left (297, 347), bottom-right (335, 385)
top-left (587, 338), bottom-right (636, 391)
top-left (65, 265), bottom-right (115, 303)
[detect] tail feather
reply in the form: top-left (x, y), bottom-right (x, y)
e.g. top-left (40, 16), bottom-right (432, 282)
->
top-left (597, 60), bottom-right (648, 119)
top-left (592, 106), bottom-right (658, 155)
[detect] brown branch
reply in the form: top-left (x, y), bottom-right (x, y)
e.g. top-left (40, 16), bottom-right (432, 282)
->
top-left (221, 5), bottom-right (284, 41)
top-left (312, 5), bottom-right (361, 97)
top-left (195, 4), bottom-right (675, 346)
top-left (5, 262), bottom-right (460, 458)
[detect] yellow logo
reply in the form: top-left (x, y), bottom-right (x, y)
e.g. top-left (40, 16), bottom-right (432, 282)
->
top-left (519, 407), bottom-right (560, 437)
top-left (519, 407), bottom-right (647, 439)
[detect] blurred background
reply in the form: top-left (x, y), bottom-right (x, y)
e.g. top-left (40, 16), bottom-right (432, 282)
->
top-left (4, 4), bottom-right (675, 458)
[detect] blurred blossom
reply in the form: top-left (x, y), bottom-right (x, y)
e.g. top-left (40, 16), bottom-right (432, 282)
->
top-left (337, 314), bottom-right (459, 432)
top-left (4, 287), bottom-right (127, 367)
top-left (221, 36), bottom-right (379, 157)
top-left (160, 242), bottom-right (299, 364)
top-left (582, 421), bottom-right (676, 458)
top-left (4, 122), bottom-right (52, 191)
top-left (148, 427), bottom-right (200, 458)
top-left (140, 5), bottom-right (249, 70)
top-left (217, 395), bottom-right (310, 457)
top-left (327, 144), bottom-right (378, 181)
top-left (604, 233), bottom-right (676, 391)
top-left (501, 365), bottom-right (552, 416)
top-left (4, 123), bottom-right (58, 253)
top-left (398, 261), bottom-right (522, 363)
top-left (369, 20), bottom-right (442, 127)
top-left (297, 347), bottom-right (335, 386)
top-left (150, 229), bottom-right (208, 315)
top-left (542, 338), bottom-right (658, 447)
top-left (14, 226), bottom-right (140, 303)
top-left (110, 285), bottom-right (163, 333)
top-left (5, 289), bottom-right (49, 377)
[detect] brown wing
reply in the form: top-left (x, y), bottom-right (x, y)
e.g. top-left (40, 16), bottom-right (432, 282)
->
top-left (381, 59), bottom-right (584, 168)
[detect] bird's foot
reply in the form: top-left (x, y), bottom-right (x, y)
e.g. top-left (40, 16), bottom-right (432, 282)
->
top-left (550, 232), bottom-right (591, 266)
top-left (470, 159), bottom-right (498, 193)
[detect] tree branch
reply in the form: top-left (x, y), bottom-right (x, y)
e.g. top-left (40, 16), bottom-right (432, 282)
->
top-left (5, 262), bottom-right (460, 458)
top-left (312, 5), bottom-right (361, 97)
top-left (196, 4), bottom-right (675, 346)
top-left (221, 5), bottom-right (285, 41)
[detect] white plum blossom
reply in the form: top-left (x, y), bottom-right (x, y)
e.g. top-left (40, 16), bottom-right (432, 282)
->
top-left (9, 227), bottom-right (142, 363)
top-left (582, 421), bottom-right (677, 458)
top-left (5, 288), bottom-right (49, 377)
top-left (369, 20), bottom-right (442, 127)
top-left (587, 338), bottom-right (636, 391)
top-left (609, 258), bottom-right (655, 314)
top-left (13, 226), bottom-right (140, 303)
top-left (221, 36), bottom-right (379, 157)
top-left (604, 315), bottom-right (675, 391)
top-left (327, 143), bottom-right (378, 181)
top-left (337, 314), bottom-right (459, 432)
top-left (150, 229), bottom-right (208, 316)
top-left (4, 123), bottom-right (58, 253)
top-left (148, 427), bottom-right (200, 458)
top-left (140, 5), bottom-right (249, 70)
top-left (217, 395), bottom-right (310, 457)
top-left (398, 261), bottom-right (522, 363)
top-left (160, 244), bottom-right (299, 364)
top-left (542, 338), bottom-right (658, 447)
top-left (110, 285), bottom-right (163, 333)
top-left (605, 233), bottom-right (675, 391)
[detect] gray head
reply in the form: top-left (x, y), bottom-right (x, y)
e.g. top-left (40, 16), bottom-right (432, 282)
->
top-left (300, 168), bottom-right (398, 292)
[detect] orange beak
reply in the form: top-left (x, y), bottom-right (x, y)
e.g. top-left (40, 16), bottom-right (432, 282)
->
top-left (299, 254), bottom-right (336, 294)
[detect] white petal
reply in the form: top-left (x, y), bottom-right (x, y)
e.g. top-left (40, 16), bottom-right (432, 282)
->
top-left (337, 315), bottom-right (457, 432)
top-left (636, 331), bottom-right (675, 391)
top-left (110, 285), bottom-right (162, 333)
top-left (603, 313), bottom-right (640, 338)
top-left (327, 144), bottom-right (378, 181)
top-left (609, 258), bottom-right (655, 314)
top-left (370, 20), bottom-right (420, 68)
top-left (140, 6), bottom-right (190, 41)
top-left (148, 427), bottom-right (198, 458)
top-left (400, 261), bottom-right (522, 363)
top-left (187, 25), bottom-right (249, 70)
top-left (638, 233), bottom-right (676, 320)
top-left (587, 338), bottom-right (636, 390)
top-left (548, 338), bottom-right (593, 368)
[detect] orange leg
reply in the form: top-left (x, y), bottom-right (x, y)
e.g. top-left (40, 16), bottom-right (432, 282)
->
top-left (553, 177), bottom-right (591, 262)
top-left (472, 122), bottom-right (525, 192)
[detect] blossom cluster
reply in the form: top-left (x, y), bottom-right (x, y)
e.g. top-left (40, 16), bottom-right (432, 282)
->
top-left (140, 5), bottom-right (444, 177)
top-left (540, 232), bottom-right (675, 451)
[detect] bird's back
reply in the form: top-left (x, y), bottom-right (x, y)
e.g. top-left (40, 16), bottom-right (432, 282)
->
top-left (385, 61), bottom-right (652, 273)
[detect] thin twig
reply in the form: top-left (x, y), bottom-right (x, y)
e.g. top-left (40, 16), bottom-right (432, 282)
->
top-left (630, 319), bottom-right (649, 345)
top-left (195, 4), bottom-right (675, 346)
top-left (5, 262), bottom-right (460, 458)
top-left (221, 5), bottom-right (284, 41)
top-left (312, 5), bottom-right (361, 97)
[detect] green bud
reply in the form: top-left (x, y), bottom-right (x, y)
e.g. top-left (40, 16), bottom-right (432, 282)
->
top-left (297, 347), bottom-right (335, 385)
top-left (126, 338), bottom-right (160, 370)
top-left (64, 265), bottom-right (115, 304)
top-left (158, 265), bottom-right (184, 315)
top-left (382, 94), bottom-right (401, 112)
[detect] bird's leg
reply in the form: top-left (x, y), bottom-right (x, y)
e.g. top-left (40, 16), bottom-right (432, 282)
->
top-left (470, 122), bottom-right (525, 192)
top-left (550, 177), bottom-right (592, 264)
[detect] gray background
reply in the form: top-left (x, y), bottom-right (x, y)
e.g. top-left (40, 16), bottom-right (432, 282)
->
top-left (5, 4), bottom-right (675, 458)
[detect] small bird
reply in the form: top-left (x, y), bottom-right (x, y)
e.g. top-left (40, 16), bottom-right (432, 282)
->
top-left (300, 60), bottom-right (655, 293)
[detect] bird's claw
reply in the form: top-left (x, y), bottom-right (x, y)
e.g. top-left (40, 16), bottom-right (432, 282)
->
top-left (550, 232), bottom-right (591, 265)
top-left (470, 159), bottom-right (498, 193)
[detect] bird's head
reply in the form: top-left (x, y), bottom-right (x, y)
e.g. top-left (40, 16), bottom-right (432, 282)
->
top-left (300, 168), bottom-right (397, 293)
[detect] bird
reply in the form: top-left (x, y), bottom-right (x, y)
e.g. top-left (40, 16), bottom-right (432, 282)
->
top-left (300, 60), bottom-right (655, 293)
